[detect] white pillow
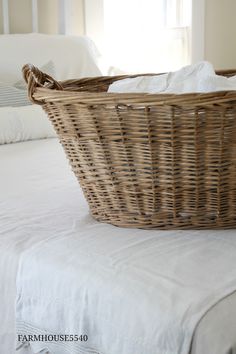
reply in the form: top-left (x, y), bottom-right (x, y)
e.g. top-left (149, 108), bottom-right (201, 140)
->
top-left (0, 83), bottom-right (31, 107)
top-left (0, 105), bottom-right (56, 144)
top-left (0, 34), bottom-right (101, 83)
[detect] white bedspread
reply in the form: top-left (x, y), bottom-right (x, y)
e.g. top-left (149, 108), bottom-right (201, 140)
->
top-left (1, 139), bottom-right (236, 354)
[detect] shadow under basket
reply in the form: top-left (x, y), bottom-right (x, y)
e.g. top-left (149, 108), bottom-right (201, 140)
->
top-left (23, 64), bottom-right (236, 229)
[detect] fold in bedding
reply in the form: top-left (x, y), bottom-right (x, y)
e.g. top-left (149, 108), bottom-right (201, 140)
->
top-left (0, 139), bottom-right (236, 354)
top-left (191, 291), bottom-right (236, 354)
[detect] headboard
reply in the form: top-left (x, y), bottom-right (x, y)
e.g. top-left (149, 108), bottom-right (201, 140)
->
top-left (0, 0), bottom-right (84, 35)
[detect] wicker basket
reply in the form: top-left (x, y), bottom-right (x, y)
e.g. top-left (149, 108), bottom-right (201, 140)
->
top-left (23, 64), bottom-right (236, 229)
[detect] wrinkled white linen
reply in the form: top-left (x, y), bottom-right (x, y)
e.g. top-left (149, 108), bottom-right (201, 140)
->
top-left (108, 61), bottom-right (236, 93)
top-left (0, 105), bottom-right (56, 144)
top-left (1, 139), bottom-right (236, 354)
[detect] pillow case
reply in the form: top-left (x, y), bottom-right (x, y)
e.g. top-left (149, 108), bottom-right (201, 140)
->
top-left (0, 84), bottom-right (30, 107)
top-left (0, 105), bottom-right (56, 144)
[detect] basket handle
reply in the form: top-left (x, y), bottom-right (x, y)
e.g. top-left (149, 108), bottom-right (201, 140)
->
top-left (22, 63), bottom-right (63, 105)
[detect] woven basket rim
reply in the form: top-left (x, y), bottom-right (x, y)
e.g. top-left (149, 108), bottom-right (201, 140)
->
top-left (33, 87), bottom-right (236, 107)
top-left (22, 65), bottom-right (236, 106)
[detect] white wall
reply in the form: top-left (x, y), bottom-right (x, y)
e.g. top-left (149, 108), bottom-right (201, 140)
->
top-left (205, 0), bottom-right (236, 69)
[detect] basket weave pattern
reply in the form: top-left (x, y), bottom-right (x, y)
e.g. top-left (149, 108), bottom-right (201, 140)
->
top-left (23, 65), bottom-right (236, 229)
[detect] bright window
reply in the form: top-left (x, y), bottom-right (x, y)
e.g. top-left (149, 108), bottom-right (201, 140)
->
top-left (85, 0), bottom-right (196, 74)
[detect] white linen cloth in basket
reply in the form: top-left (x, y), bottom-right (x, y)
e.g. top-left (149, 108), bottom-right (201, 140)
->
top-left (1, 139), bottom-right (236, 354)
top-left (108, 61), bottom-right (236, 93)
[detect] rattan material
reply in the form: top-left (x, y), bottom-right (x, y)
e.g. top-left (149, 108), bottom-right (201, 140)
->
top-left (23, 64), bottom-right (236, 229)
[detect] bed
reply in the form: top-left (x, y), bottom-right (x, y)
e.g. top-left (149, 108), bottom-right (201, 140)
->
top-left (1, 34), bottom-right (236, 354)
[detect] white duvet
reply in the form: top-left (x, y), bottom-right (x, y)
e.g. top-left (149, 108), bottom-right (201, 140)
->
top-left (1, 139), bottom-right (236, 354)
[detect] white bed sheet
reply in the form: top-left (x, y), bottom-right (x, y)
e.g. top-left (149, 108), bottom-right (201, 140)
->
top-left (1, 139), bottom-right (236, 354)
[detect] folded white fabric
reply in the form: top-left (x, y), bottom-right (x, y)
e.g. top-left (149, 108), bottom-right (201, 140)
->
top-left (108, 61), bottom-right (236, 94)
top-left (0, 105), bottom-right (56, 144)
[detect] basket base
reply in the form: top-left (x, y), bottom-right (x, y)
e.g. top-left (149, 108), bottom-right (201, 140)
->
top-left (91, 210), bottom-right (236, 230)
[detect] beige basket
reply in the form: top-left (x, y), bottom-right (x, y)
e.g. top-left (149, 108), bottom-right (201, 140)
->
top-left (23, 64), bottom-right (236, 229)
